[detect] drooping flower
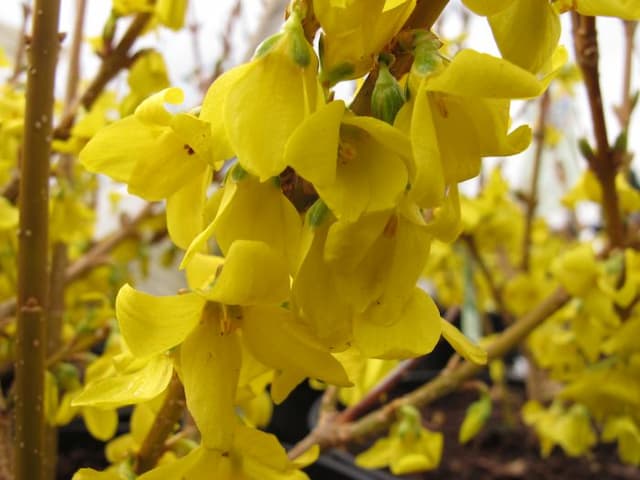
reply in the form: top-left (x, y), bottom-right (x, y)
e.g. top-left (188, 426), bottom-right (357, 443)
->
top-left (285, 100), bottom-right (411, 222)
top-left (201, 12), bottom-right (323, 181)
top-left (80, 88), bottom-right (212, 201)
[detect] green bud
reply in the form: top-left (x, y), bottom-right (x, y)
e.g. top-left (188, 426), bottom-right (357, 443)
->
top-left (290, 32), bottom-right (311, 67)
top-left (411, 31), bottom-right (443, 77)
top-left (459, 393), bottom-right (492, 444)
top-left (578, 138), bottom-right (594, 161)
top-left (371, 62), bottom-right (405, 124)
top-left (613, 130), bottom-right (627, 153)
top-left (254, 32), bottom-right (285, 59)
top-left (53, 362), bottom-right (81, 392)
top-left (631, 90), bottom-right (639, 112)
top-left (307, 199), bottom-right (330, 227)
top-left (230, 163), bottom-right (248, 182)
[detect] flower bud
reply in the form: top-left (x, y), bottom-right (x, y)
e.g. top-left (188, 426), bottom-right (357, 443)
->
top-left (372, 62), bottom-right (405, 124)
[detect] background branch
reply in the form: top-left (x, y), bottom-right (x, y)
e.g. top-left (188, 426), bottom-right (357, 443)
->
top-left (572, 13), bottom-right (625, 248)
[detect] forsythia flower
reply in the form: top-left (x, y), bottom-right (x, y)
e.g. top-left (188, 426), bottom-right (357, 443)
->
top-left (201, 12), bottom-right (322, 180)
top-left (80, 88), bottom-right (212, 201)
top-left (356, 405), bottom-right (443, 474)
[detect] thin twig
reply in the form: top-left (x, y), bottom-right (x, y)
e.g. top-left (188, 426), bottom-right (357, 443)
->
top-left (54, 13), bottom-right (152, 140)
top-left (208, 0), bottom-right (243, 87)
top-left (572, 13), bottom-right (625, 248)
top-left (8, 2), bottom-right (31, 85)
top-left (521, 90), bottom-right (551, 271)
top-left (614, 21), bottom-right (637, 130)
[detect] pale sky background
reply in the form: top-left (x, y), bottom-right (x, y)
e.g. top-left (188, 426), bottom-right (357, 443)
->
top-left (0, 0), bottom-right (638, 239)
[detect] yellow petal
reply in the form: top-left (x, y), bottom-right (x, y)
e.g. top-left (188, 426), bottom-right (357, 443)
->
top-left (354, 288), bottom-right (441, 359)
top-left (180, 305), bottom-right (240, 450)
top-left (83, 406), bottom-right (118, 441)
top-left (155, 0), bottom-right (187, 30)
top-left (488, 0), bottom-right (561, 73)
top-left (72, 355), bottom-right (173, 408)
top-left (462, 0), bottom-right (512, 15)
top-left (225, 53), bottom-right (320, 180)
top-left (116, 285), bottom-right (205, 358)
top-left (574, 0), bottom-right (640, 19)
top-left (185, 253), bottom-right (225, 291)
top-left (293, 223), bottom-right (353, 349)
top-left (241, 305), bottom-right (351, 387)
top-left (204, 240), bottom-right (290, 306)
top-left (190, 175), bottom-right (303, 274)
top-left (440, 319), bottom-right (488, 365)
top-left (426, 49), bottom-right (545, 98)
top-left (166, 168), bottom-right (212, 250)
top-left (200, 65), bottom-right (251, 166)
top-left (285, 100), bottom-right (345, 186)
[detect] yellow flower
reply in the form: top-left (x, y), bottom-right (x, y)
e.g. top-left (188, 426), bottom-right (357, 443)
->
top-left (80, 88), bottom-right (212, 201)
top-left (602, 416), bottom-right (640, 466)
top-left (396, 49), bottom-right (556, 208)
top-left (523, 401), bottom-right (597, 457)
top-left (356, 405), bottom-right (443, 474)
top-left (285, 100), bottom-right (411, 221)
top-left (138, 425), bottom-right (314, 480)
top-left (120, 50), bottom-right (170, 116)
top-left (181, 168), bottom-right (302, 273)
top-left (201, 12), bottom-right (323, 180)
top-left (117, 240), bottom-right (350, 408)
top-left (314, 0), bottom-right (416, 83)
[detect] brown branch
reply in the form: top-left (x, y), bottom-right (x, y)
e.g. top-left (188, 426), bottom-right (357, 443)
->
top-left (14, 1), bottom-right (61, 478)
top-left (572, 13), bottom-right (625, 248)
top-left (521, 90), bottom-right (551, 271)
top-left (54, 13), bottom-right (152, 140)
top-left (135, 372), bottom-right (186, 474)
top-left (288, 287), bottom-right (570, 458)
top-left (614, 21), bottom-right (637, 130)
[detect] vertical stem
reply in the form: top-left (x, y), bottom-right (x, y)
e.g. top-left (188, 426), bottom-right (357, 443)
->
top-left (521, 90), bottom-right (550, 271)
top-left (572, 13), bottom-right (625, 248)
top-left (616, 21), bottom-right (637, 130)
top-left (15, 1), bottom-right (61, 479)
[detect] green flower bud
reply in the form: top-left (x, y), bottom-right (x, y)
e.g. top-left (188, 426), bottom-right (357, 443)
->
top-left (371, 62), bottom-right (405, 124)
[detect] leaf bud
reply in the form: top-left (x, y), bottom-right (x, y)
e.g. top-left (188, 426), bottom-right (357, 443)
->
top-left (613, 130), bottom-right (627, 153)
top-left (577, 138), bottom-right (594, 161)
top-left (53, 362), bottom-right (81, 392)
